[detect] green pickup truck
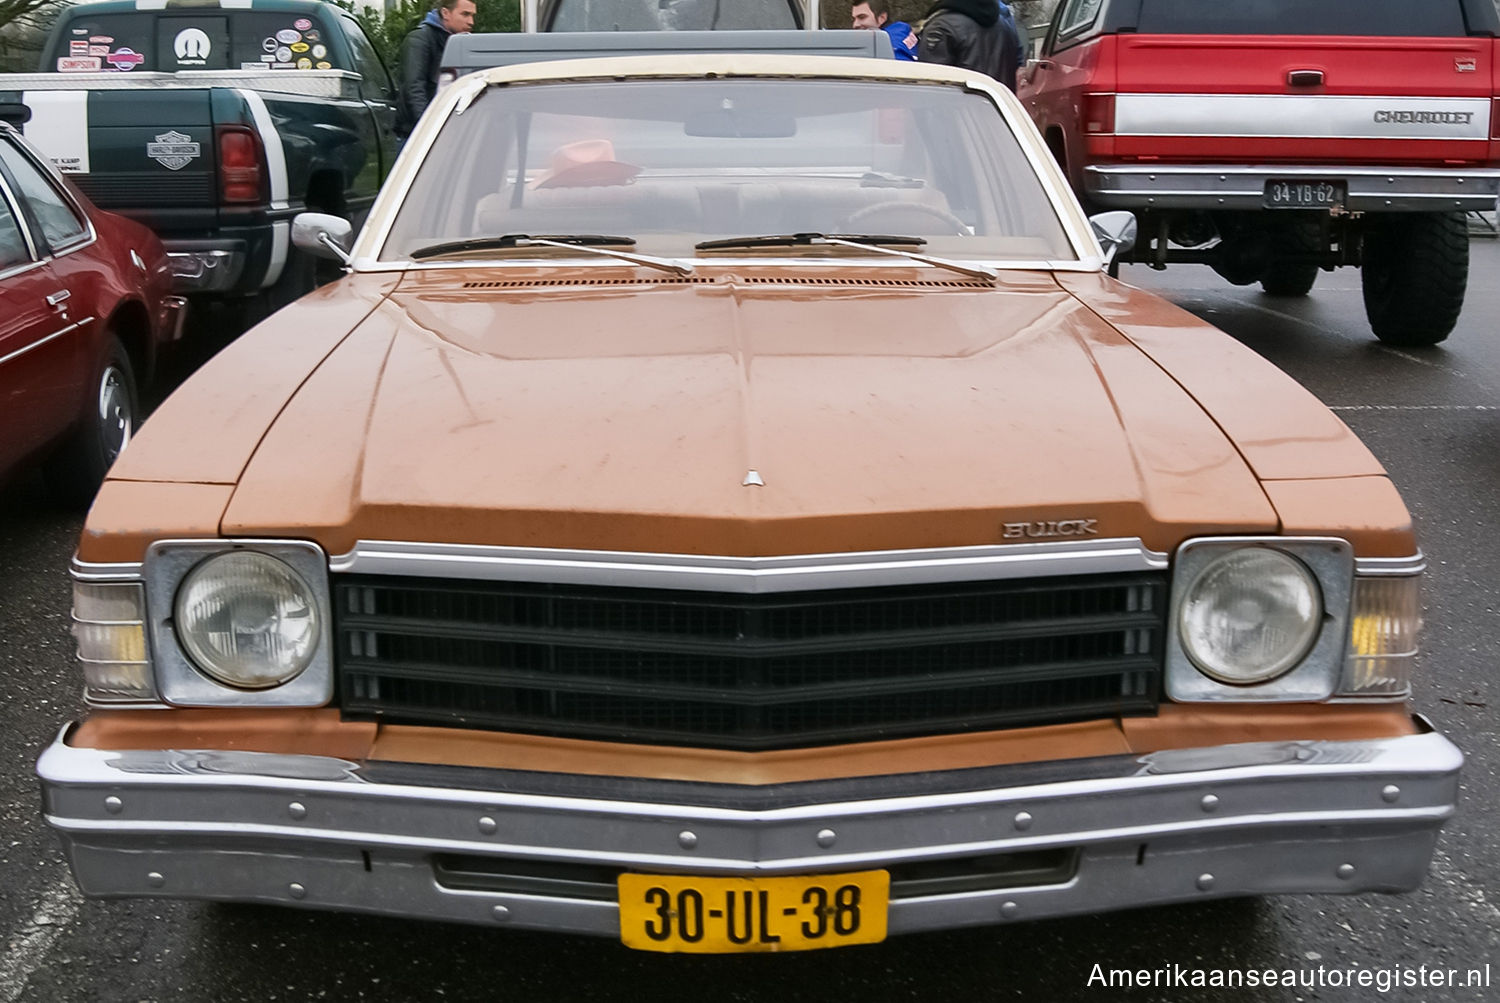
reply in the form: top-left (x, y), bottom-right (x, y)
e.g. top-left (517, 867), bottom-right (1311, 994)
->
top-left (0, 0), bottom-right (399, 320)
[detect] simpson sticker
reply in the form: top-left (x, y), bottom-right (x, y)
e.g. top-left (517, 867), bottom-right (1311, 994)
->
top-left (56, 57), bottom-right (101, 72)
top-left (146, 130), bottom-right (201, 171)
top-left (311, 44), bottom-right (327, 59)
top-left (107, 48), bottom-right (145, 70)
top-left (276, 29), bottom-right (301, 44)
top-left (174, 28), bottom-right (211, 64)
top-left (294, 17), bottom-right (312, 30)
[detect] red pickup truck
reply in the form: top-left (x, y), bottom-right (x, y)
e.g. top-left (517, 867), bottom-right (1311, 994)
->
top-left (1018, 0), bottom-right (1500, 346)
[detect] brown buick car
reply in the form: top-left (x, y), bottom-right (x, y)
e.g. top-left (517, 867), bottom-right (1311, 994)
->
top-left (42, 55), bottom-right (1458, 954)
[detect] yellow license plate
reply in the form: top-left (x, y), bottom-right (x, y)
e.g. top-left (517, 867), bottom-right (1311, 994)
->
top-left (618, 870), bottom-right (889, 953)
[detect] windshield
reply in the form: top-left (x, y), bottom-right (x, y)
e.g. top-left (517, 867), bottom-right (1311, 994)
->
top-left (381, 78), bottom-right (1076, 263)
top-left (545, 0), bottom-right (800, 31)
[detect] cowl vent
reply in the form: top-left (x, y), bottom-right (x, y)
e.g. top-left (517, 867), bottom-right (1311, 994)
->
top-left (457, 274), bottom-right (993, 290)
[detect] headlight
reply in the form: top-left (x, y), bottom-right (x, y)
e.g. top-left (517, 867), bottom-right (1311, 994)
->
top-left (1178, 548), bottom-right (1322, 685)
top-left (174, 551), bottom-right (321, 688)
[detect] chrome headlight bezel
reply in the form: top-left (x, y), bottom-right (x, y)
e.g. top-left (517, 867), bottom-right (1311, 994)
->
top-left (144, 540), bottom-right (334, 707)
top-left (1166, 537), bottom-right (1354, 702)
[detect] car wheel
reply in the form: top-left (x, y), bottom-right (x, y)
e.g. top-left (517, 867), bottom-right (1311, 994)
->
top-left (45, 336), bottom-right (137, 508)
top-left (1361, 212), bottom-right (1468, 346)
top-left (1259, 220), bottom-right (1320, 297)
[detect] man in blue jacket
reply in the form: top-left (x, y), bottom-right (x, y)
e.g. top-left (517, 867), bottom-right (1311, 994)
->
top-left (398, 0), bottom-right (477, 138)
top-left (851, 1), bottom-right (919, 61)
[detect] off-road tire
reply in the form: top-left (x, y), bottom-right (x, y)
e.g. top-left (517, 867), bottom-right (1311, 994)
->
top-left (1361, 211), bottom-right (1468, 346)
top-left (1260, 220), bottom-right (1321, 297)
top-left (45, 336), bottom-right (137, 508)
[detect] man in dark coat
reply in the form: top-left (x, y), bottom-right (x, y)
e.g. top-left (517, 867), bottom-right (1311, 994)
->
top-left (398, 0), bottom-right (476, 138)
top-left (918, 0), bottom-right (1019, 90)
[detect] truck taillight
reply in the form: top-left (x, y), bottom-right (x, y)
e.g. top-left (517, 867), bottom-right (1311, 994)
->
top-left (217, 126), bottom-right (264, 203)
top-left (1083, 93), bottom-right (1116, 135)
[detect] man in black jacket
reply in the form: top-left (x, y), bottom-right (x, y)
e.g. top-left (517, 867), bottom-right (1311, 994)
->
top-left (918, 0), bottom-right (1019, 90)
top-left (398, 0), bottom-right (477, 138)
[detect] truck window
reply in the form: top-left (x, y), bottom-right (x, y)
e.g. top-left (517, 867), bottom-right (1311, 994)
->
top-left (338, 16), bottom-right (395, 97)
top-left (1136, 0), bottom-right (1468, 37)
top-left (1055, 0), bottom-right (1104, 37)
top-left (47, 11), bottom-right (347, 72)
top-left (546, 0), bottom-right (800, 31)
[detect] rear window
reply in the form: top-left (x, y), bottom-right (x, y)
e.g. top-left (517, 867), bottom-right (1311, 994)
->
top-left (1136, 0), bottom-right (1468, 37)
top-left (50, 12), bottom-right (343, 72)
top-left (545, 0), bottom-right (800, 31)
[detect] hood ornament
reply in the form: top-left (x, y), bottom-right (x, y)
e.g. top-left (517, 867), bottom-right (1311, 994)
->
top-left (742, 469), bottom-right (765, 487)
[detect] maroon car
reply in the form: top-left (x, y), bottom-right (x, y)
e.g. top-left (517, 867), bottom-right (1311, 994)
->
top-left (0, 120), bottom-right (182, 503)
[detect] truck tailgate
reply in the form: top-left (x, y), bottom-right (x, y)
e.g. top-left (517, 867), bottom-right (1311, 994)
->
top-left (8, 88), bottom-right (219, 210)
top-left (1111, 35), bottom-right (1496, 166)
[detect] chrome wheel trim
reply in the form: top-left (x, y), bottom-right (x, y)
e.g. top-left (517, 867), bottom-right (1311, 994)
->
top-left (97, 364), bottom-right (133, 463)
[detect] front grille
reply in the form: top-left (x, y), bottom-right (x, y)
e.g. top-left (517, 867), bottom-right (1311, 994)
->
top-left (334, 573), bottom-right (1166, 750)
top-left (71, 173), bottom-right (215, 209)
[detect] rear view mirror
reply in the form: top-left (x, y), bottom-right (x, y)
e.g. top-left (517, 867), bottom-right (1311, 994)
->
top-left (684, 111), bottom-right (796, 138)
top-left (1088, 211), bottom-right (1137, 267)
top-left (292, 212), bottom-right (353, 265)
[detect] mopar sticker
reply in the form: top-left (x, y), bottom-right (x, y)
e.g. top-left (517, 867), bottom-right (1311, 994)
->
top-left (174, 28), bottom-right (212, 65)
top-left (147, 131), bottom-right (201, 171)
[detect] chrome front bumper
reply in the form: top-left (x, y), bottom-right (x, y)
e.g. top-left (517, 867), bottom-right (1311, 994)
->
top-left (39, 724), bottom-right (1461, 939)
top-left (1083, 164), bottom-right (1500, 212)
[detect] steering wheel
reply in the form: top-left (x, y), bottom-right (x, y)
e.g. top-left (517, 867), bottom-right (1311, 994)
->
top-left (839, 201), bottom-right (971, 236)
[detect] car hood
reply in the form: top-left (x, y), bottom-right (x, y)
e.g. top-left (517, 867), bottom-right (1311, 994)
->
top-left (207, 266), bottom-right (1297, 557)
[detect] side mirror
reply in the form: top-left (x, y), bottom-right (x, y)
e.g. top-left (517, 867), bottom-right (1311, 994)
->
top-left (292, 213), bottom-right (354, 265)
top-left (1088, 211), bottom-right (1137, 268)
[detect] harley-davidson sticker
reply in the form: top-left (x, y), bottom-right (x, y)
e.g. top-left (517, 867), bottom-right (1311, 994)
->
top-left (147, 131), bottom-right (201, 170)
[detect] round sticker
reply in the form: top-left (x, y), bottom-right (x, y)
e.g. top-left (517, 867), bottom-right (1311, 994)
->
top-left (311, 44), bottom-right (326, 59)
top-left (276, 29), bottom-right (301, 44)
top-left (294, 17), bottom-right (312, 30)
top-left (173, 27), bottom-right (212, 63)
top-left (315, 61), bottom-right (331, 70)
top-left (275, 46), bottom-right (291, 62)
top-left (262, 36), bottom-right (277, 52)
top-left (296, 57), bottom-right (312, 70)
top-left (290, 42), bottom-right (309, 53)
top-left (304, 30), bottom-right (320, 42)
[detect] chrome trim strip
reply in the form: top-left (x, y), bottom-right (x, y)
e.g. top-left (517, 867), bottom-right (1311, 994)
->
top-left (1114, 93), bottom-right (1491, 141)
top-left (1084, 164), bottom-right (1500, 212)
top-left (1354, 553), bottom-right (1426, 577)
top-left (328, 539), bottom-right (1170, 593)
top-left (0, 318), bottom-right (91, 368)
top-left (70, 557), bottom-right (145, 582)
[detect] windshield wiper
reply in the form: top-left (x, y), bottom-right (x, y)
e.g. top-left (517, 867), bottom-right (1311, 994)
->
top-left (696, 232), bottom-right (924, 251)
top-left (409, 234), bottom-right (693, 275)
top-left (694, 232), bottom-right (997, 282)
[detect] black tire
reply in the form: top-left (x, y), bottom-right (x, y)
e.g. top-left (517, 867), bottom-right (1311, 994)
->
top-left (1259, 220), bottom-right (1321, 297)
top-left (45, 336), bottom-right (138, 508)
top-left (1361, 211), bottom-right (1468, 346)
